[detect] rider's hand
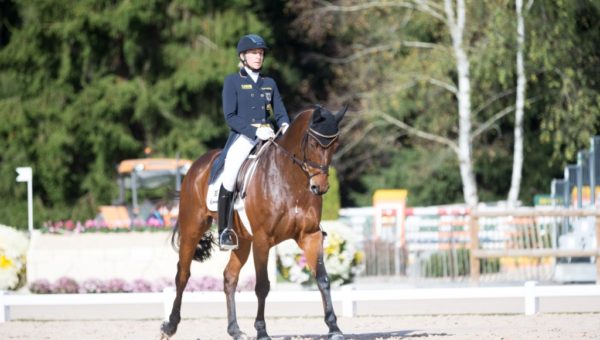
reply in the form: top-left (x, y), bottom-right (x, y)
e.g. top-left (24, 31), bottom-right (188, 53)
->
top-left (256, 126), bottom-right (275, 140)
top-left (281, 123), bottom-right (289, 134)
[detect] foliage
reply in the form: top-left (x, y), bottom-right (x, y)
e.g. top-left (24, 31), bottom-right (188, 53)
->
top-left (0, 224), bottom-right (29, 290)
top-left (1, 0), bottom-right (600, 221)
top-left (0, 0), bottom-right (289, 228)
top-left (276, 223), bottom-right (363, 287)
top-left (290, 0), bottom-right (600, 207)
top-left (527, 0), bottom-right (600, 163)
top-left (322, 167), bottom-right (341, 220)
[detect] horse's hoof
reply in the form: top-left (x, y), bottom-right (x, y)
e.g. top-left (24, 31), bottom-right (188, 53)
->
top-left (328, 332), bottom-right (345, 340)
top-left (160, 321), bottom-right (176, 338)
top-left (159, 332), bottom-right (170, 340)
top-left (257, 336), bottom-right (271, 340)
top-left (233, 332), bottom-right (248, 340)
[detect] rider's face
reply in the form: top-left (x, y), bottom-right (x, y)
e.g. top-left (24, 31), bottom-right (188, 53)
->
top-left (243, 49), bottom-right (264, 69)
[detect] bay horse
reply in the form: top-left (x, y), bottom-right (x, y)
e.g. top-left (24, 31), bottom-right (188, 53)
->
top-left (160, 105), bottom-right (347, 340)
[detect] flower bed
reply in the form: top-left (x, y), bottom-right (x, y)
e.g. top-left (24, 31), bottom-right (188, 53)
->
top-left (276, 223), bottom-right (364, 287)
top-left (0, 225), bottom-right (29, 291)
top-left (40, 219), bottom-right (173, 234)
top-left (29, 276), bottom-right (255, 294)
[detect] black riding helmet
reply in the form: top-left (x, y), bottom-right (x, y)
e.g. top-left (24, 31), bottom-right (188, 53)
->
top-left (237, 34), bottom-right (268, 54)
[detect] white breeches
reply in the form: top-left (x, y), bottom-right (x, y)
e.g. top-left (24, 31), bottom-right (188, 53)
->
top-left (222, 134), bottom-right (258, 191)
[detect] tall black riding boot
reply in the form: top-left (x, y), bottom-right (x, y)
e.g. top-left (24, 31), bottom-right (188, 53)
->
top-left (218, 185), bottom-right (238, 250)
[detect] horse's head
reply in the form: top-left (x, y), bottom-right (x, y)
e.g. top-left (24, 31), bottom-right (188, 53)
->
top-left (301, 105), bottom-right (347, 195)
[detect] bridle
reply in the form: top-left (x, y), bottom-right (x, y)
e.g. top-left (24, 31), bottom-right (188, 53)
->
top-left (272, 126), bottom-right (339, 179)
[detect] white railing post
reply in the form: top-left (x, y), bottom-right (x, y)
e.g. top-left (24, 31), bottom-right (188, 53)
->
top-left (524, 281), bottom-right (538, 315)
top-left (163, 287), bottom-right (175, 321)
top-left (341, 285), bottom-right (356, 318)
top-left (0, 291), bottom-right (9, 322)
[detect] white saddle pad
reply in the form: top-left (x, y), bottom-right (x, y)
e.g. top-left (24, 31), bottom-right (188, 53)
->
top-left (206, 173), bottom-right (253, 236)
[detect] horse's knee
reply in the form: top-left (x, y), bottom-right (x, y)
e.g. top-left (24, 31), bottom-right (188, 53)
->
top-left (223, 271), bottom-right (239, 293)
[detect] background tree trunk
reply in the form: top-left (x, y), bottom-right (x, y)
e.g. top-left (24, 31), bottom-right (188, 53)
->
top-left (445, 0), bottom-right (478, 207)
top-left (508, 0), bottom-right (526, 206)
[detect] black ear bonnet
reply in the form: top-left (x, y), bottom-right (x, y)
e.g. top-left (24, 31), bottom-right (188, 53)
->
top-left (309, 106), bottom-right (340, 147)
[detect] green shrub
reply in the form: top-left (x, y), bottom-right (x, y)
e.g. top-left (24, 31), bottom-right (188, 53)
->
top-left (322, 167), bottom-right (340, 220)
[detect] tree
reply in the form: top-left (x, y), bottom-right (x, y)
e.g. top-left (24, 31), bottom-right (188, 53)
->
top-left (0, 0), bottom-right (281, 227)
top-left (507, 0), bottom-right (528, 206)
top-left (299, 0), bottom-right (515, 207)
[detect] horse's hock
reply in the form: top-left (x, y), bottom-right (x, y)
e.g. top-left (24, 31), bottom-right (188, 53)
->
top-left (26, 231), bottom-right (266, 284)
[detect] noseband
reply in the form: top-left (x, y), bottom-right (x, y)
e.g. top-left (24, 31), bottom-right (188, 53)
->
top-left (273, 127), bottom-right (339, 179)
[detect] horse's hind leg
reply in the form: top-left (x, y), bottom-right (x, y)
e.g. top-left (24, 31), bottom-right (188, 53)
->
top-left (251, 241), bottom-right (272, 340)
top-left (224, 238), bottom-right (252, 340)
top-left (299, 231), bottom-right (344, 340)
top-left (160, 217), bottom-right (208, 338)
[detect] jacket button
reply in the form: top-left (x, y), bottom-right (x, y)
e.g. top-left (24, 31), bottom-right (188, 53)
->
top-left (252, 106), bottom-right (256, 109)
top-left (252, 119), bottom-right (255, 122)
top-left (261, 106), bottom-right (265, 109)
top-left (260, 94), bottom-right (264, 97)
top-left (251, 93), bottom-right (255, 97)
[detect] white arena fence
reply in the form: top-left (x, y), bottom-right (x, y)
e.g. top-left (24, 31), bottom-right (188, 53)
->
top-left (2, 282), bottom-right (600, 322)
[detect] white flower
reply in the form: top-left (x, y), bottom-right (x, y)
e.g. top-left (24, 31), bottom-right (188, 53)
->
top-left (275, 223), bottom-right (364, 286)
top-left (0, 225), bottom-right (29, 291)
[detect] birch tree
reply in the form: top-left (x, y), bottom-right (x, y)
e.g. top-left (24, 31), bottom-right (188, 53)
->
top-left (306, 0), bottom-right (480, 206)
top-left (507, 0), bottom-right (528, 206)
top-left (444, 0), bottom-right (478, 207)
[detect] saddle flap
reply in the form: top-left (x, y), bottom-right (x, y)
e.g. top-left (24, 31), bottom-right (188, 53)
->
top-left (235, 141), bottom-right (267, 197)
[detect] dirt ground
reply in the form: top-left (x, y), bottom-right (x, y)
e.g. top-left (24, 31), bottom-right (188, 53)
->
top-left (1, 314), bottom-right (600, 340)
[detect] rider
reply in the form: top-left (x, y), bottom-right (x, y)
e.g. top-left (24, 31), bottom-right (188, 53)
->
top-left (218, 34), bottom-right (290, 250)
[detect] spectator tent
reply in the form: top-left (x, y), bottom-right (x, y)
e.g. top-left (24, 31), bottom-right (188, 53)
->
top-left (116, 158), bottom-right (192, 215)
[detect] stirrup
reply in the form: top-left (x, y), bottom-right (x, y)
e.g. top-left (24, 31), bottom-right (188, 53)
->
top-left (219, 228), bottom-right (239, 251)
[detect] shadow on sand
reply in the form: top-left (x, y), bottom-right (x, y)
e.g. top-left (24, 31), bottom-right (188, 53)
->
top-left (271, 330), bottom-right (452, 339)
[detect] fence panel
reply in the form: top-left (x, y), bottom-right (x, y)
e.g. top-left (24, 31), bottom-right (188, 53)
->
top-left (358, 208), bottom-right (600, 284)
top-left (470, 209), bottom-right (600, 283)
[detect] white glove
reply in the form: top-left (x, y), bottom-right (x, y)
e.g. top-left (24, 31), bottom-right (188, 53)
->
top-left (256, 126), bottom-right (275, 140)
top-left (281, 123), bottom-right (289, 134)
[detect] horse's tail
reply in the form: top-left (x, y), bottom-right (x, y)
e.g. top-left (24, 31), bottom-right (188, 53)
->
top-left (170, 222), bottom-right (215, 263)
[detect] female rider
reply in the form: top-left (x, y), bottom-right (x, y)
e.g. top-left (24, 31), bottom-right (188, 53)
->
top-left (217, 34), bottom-right (290, 250)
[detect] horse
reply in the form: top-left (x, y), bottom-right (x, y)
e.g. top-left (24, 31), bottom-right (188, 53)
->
top-left (160, 105), bottom-right (348, 340)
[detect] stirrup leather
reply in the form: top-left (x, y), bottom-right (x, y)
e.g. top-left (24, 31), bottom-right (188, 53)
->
top-left (219, 228), bottom-right (239, 251)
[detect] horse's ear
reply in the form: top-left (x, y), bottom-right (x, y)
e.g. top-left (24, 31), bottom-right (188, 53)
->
top-left (312, 106), bottom-right (323, 123)
top-left (334, 105), bottom-right (348, 124)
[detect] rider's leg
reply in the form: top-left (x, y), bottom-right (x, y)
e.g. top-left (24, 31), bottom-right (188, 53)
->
top-left (217, 185), bottom-right (235, 250)
top-left (219, 134), bottom-right (256, 250)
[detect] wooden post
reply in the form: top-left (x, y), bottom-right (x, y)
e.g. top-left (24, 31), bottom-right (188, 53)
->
top-left (596, 216), bottom-right (600, 285)
top-left (469, 212), bottom-right (480, 282)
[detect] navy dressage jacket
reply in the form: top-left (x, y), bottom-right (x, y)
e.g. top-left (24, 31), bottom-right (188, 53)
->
top-left (222, 67), bottom-right (289, 138)
top-left (209, 68), bottom-right (290, 183)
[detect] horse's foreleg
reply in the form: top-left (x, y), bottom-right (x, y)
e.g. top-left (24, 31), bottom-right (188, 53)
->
top-left (160, 227), bottom-right (202, 338)
top-left (224, 238), bottom-right (252, 340)
top-left (300, 232), bottom-right (344, 340)
top-left (252, 242), bottom-right (272, 340)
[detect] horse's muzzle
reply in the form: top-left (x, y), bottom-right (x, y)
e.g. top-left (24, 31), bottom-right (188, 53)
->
top-left (310, 184), bottom-right (328, 195)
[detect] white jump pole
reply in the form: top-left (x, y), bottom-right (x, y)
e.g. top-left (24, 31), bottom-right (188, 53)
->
top-left (16, 167), bottom-right (33, 234)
